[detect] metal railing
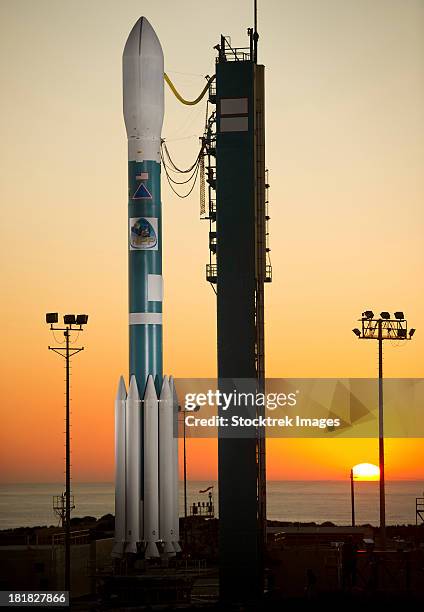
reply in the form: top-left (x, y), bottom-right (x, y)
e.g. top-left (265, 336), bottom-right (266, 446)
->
top-left (416, 497), bottom-right (424, 525)
top-left (189, 502), bottom-right (215, 518)
top-left (209, 80), bottom-right (216, 103)
top-left (206, 263), bottom-right (271, 284)
top-left (206, 263), bottom-right (217, 283)
top-left (265, 265), bottom-right (272, 283)
top-left (217, 37), bottom-right (251, 63)
top-left (52, 529), bottom-right (90, 546)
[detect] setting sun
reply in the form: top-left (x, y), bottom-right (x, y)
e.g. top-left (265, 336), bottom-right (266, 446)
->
top-left (352, 463), bottom-right (380, 481)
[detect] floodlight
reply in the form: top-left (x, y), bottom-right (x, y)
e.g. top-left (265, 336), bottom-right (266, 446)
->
top-left (394, 312), bottom-right (404, 320)
top-left (397, 329), bottom-right (407, 339)
top-left (363, 311), bottom-right (374, 319)
top-left (45, 313), bottom-right (58, 324)
top-left (352, 328), bottom-right (361, 337)
top-left (380, 312), bottom-right (390, 320)
top-left (409, 329), bottom-right (416, 338)
top-left (63, 314), bottom-right (76, 325)
top-left (76, 314), bottom-right (89, 325)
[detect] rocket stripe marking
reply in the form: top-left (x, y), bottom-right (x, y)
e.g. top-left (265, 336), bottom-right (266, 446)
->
top-left (132, 182), bottom-right (152, 199)
top-left (130, 312), bottom-right (162, 325)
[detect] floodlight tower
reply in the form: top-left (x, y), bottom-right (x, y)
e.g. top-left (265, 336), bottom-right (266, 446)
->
top-left (352, 311), bottom-right (415, 546)
top-left (46, 313), bottom-right (88, 593)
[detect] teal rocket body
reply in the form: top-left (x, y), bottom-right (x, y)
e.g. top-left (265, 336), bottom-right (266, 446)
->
top-left (128, 159), bottom-right (163, 396)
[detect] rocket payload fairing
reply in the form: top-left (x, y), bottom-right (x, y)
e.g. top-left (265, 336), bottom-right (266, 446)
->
top-left (112, 17), bottom-right (180, 559)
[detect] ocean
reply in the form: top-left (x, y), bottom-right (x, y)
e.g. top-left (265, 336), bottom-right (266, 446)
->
top-left (0, 481), bottom-right (422, 530)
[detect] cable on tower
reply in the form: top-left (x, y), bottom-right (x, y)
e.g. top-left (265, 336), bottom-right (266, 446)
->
top-left (164, 73), bottom-right (216, 106)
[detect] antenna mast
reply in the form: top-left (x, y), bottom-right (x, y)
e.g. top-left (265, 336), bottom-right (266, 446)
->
top-left (254, 0), bottom-right (259, 62)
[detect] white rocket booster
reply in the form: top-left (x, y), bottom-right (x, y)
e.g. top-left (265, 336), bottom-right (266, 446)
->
top-left (159, 376), bottom-right (175, 555)
top-left (125, 375), bottom-right (141, 553)
top-left (112, 377), bottom-right (127, 557)
top-left (143, 375), bottom-right (160, 558)
top-left (113, 371), bottom-right (181, 557)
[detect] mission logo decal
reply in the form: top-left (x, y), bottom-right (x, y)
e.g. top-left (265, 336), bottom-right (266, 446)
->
top-left (129, 217), bottom-right (158, 250)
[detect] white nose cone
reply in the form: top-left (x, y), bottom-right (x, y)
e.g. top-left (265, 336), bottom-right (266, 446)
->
top-left (123, 17), bottom-right (164, 161)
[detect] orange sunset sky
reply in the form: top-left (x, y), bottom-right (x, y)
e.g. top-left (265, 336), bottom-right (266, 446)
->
top-left (1, 0), bottom-right (423, 483)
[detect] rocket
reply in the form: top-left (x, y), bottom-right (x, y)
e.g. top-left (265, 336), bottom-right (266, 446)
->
top-left (124, 16), bottom-right (164, 388)
top-left (112, 17), bottom-right (179, 559)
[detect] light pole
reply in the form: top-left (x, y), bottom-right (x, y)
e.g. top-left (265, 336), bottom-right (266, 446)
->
top-left (352, 311), bottom-right (415, 547)
top-left (182, 407), bottom-right (187, 521)
top-left (350, 468), bottom-right (355, 528)
top-left (46, 312), bottom-right (88, 593)
top-left (178, 403), bottom-right (201, 551)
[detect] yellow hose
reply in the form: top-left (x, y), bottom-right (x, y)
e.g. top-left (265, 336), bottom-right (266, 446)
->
top-left (164, 72), bottom-right (216, 106)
